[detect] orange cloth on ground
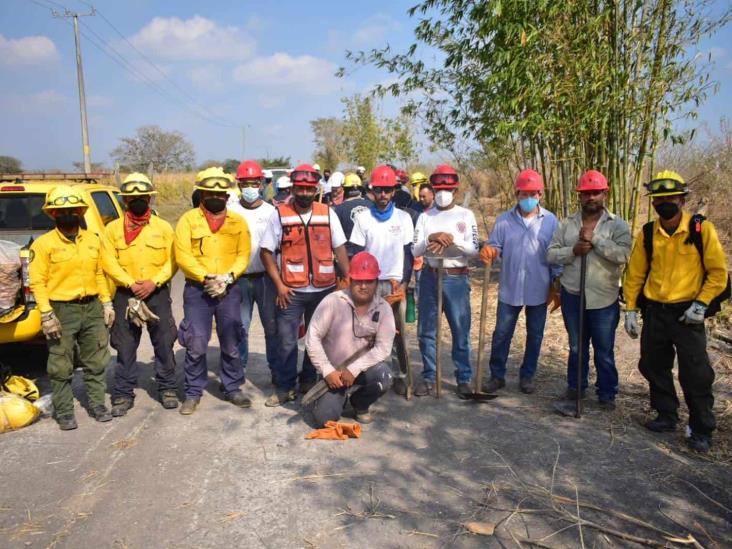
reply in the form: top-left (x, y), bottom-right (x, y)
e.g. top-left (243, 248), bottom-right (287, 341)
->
top-left (305, 420), bottom-right (362, 440)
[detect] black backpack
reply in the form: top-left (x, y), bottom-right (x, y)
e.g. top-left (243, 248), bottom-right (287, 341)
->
top-left (637, 214), bottom-right (731, 317)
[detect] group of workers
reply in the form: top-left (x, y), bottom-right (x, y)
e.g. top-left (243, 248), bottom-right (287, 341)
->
top-left (27, 161), bottom-right (727, 454)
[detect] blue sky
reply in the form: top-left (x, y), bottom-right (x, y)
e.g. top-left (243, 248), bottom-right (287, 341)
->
top-left (1, 0), bottom-right (731, 171)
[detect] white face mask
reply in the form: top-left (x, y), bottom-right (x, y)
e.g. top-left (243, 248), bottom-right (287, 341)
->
top-left (434, 190), bottom-right (454, 208)
top-left (241, 187), bottom-right (260, 203)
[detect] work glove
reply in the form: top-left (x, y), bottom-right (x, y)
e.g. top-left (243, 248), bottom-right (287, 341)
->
top-left (102, 302), bottom-right (115, 328)
top-left (385, 279), bottom-right (406, 305)
top-left (305, 420), bottom-right (362, 441)
top-left (41, 310), bottom-right (62, 340)
top-left (125, 298), bottom-right (160, 328)
top-left (624, 310), bottom-right (640, 339)
top-left (679, 301), bottom-right (707, 325)
top-left (204, 274), bottom-right (233, 298)
top-left (547, 282), bottom-right (561, 314)
top-left (479, 244), bottom-right (499, 264)
top-left (336, 276), bottom-right (350, 291)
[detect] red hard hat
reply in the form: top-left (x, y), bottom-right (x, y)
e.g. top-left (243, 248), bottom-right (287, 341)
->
top-left (236, 160), bottom-right (263, 181)
top-left (515, 169), bottom-right (544, 191)
top-left (395, 169), bottom-right (409, 185)
top-left (349, 251), bottom-right (381, 281)
top-left (370, 164), bottom-right (397, 187)
top-left (290, 164), bottom-right (321, 187)
top-left (576, 170), bottom-right (608, 192)
top-left (430, 164), bottom-right (459, 189)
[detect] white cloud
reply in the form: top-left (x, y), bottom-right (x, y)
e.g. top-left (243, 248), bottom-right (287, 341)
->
top-left (0, 34), bottom-right (59, 66)
top-left (232, 53), bottom-right (341, 95)
top-left (188, 65), bottom-right (226, 91)
top-left (128, 16), bottom-right (255, 60)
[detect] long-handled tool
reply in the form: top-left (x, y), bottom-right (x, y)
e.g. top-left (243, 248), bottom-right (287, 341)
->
top-left (553, 254), bottom-right (587, 418)
top-left (393, 301), bottom-right (413, 400)
top-left (473, 260), bottom-right (492, 394)
top-left (301, 343), bottom-right (374, 407)
top-left (435, 257), bottom-right (444, 398)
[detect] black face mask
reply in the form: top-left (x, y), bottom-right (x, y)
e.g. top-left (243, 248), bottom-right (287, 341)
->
top-left (654, 202), bottom-right (679, 220)
top-left (203, 197), bottom-right (226, 214)
top-left (127, 198), bottom-right (149, 216)
top-left (294, 194), bottom-right (315, 208)
top-left (56, 213), bottom-right (80, 231)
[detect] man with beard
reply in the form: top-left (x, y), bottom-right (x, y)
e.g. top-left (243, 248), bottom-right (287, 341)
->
top-left (547, 170), bottom-right (631, 411)
top-left (305, 252), bottom-right (396, 426)
top-left (29, 186), bottom-right (115, 430)
top-left (260, 164), bottom-right (350, 406)
top-left (174, 167), bottom-right (251, 414)
top-left (623, 171), bottom-right (728, 453)
top-left (102, 173), bottom-right (178, 416)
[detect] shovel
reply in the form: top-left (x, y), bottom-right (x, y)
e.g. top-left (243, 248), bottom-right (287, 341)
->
top-left (473, 260), bottom-right (492, 394)
top-left (435, 257), bottom-right (444, 398)
top-left (553, 253), bottom-right (587, 419)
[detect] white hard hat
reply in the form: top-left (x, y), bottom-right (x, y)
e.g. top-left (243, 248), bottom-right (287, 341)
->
top-left (312, 163), bottom-right (321, 172)
top-left (276, 175), bottom-right (292, 189)
top-left (356, 165), bottom-right (366, 173)
top-left (263, 169), bottom-right (273, 179)
top-left (329, 171), bottom-right (345, 188)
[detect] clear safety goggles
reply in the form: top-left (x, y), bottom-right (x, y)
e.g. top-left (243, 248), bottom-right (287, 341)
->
top-left (47, 195), bottom-right (85, 207)
top-left (120, 181), bottom-right (155, 194)
top-left (198, 177), bottom-right (232, 190)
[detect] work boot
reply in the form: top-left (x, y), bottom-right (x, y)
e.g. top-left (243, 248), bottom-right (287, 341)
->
top-left (91, 404), bottom-right (113, 422)
top-left (392, 376), bottom-right (408, 396)
top-left (225, 390), bottom-right (252, 408)
top-left (482, 377), bottom-right (505, 394)
top-left (562, 388), bottom-right (587, 400)
top-left (686, 432), bottom-right (712, 453)
top-left (111, 396), bottom-right (134, 417)
top-left (644, 413), bottom-right (677, 433)
top-left (264, 390), bottom-right (296, 407)
top-left (456, 383), bottom-right (473, 399)
top-left (299, 379), bottom-right (317, 394)
top-left (519, 377), bottom-right (535, 394)
top-left (414, 380), bottom-right (434, 397)
top-left (179, 398), bottom-right (200, 415)
top-left (598, 399), bottom-right (616, 411)
top-left (56, 414), bottom-right (78, 431)
top-left (354, 409), bottom-right (374, 424)
top-left (160, 390), bottom-right (178, 410)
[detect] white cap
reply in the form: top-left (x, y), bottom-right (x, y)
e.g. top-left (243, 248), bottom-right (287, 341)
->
top-left (276, 175), bottom-right (292, 189)
top-left (263, 169), bottom-right (273, 179)
top-left (312, 163), bottom-right (321, 172)
top-left (329, 171), bottom-right (345, 188)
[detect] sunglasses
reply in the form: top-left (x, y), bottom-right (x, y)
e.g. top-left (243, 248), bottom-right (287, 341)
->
top-left (199, 178), bottom-right (231, 190)
top-left (290, 170), bottom-right (320, 184)
top-left (372, 187), bottom-right (395, 194)
top-left (47, 195), bottom-right (84, 206)
top-left (647, 179), bottom-right (683, 193)
top-left (430, 173), bottom-right (459, 185)
top-left (120, 181), bottom-right (154, 194)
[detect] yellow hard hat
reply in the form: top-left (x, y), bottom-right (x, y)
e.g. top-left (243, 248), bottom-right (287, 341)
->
top-left (42, 185), bottom-right (88, 212)
top-left (646, 170), bottom-right (688, 197)
top-left (343, 173), bottom-right (362, 188)
top-left (120, 172), bottom-right (156, 196)
top-left (0, 392), bottom-right (40, 433)
top-left (410, 171), bottom-right (427, 185)
top-left (195, 166), bottom-right (234, 191)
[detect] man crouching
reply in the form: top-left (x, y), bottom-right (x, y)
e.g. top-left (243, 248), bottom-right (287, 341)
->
top-left (304, 252), bottom-right (395, 426)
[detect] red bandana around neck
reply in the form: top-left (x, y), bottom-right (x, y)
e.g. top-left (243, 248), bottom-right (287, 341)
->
top-left (201, 207), bottom-right (226, 233)
top-left (123, 210), bottom-right (152, 244)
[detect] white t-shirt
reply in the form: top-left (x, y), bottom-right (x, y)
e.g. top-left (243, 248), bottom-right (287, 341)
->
top-left (350, 208), bottom-right (414, 280)
top-left (260, 207), bottom-right (347, 292)
top-left (413, 205), bottom-right (479, 268)
top-left (228, 200), bottom-right (275, 274)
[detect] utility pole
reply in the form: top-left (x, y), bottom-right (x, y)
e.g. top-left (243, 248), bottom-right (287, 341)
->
top-left (54, 8), bottom-right (95, 173)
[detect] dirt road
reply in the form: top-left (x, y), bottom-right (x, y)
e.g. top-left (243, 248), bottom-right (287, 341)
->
top-left (2, 272), bottom-right (731, 548)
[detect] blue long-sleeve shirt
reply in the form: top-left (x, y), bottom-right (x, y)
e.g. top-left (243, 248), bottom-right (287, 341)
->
top-left (487, 206), bottom-right (561, 307)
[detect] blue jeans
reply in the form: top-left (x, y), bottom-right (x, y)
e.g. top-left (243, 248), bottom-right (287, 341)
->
top-left (417, 268), bottom-right (472, 384)
top-left (274, 288), bottom-right (332, 391)
top-left (560, 288), bottom-right (619, 401)
top-left (238, 274), bottom-right (277, 373)
top-left (488, 301), bottom-right (547, 380)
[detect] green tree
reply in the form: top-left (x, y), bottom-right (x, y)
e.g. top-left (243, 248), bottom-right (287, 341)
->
top-left (0, 155), bottom-right (22, 173)
top-left (259, 156), bottom-right (292, 168)
top-left (112, 125), bottom-right (195, 172)
top-left (310, 117), bottom-right (345, 171)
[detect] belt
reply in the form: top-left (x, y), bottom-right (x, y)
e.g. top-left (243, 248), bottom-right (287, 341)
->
top-left (427, 266), bottom-right (469, 276)
top-left (645, 299), bottom-right (692, 311)
top-left (51, 295), bottom-right (97, 304)
top-left (185, 279), bottom-right (204, 289)
top-left (243, 272), bottom-right (265, 279)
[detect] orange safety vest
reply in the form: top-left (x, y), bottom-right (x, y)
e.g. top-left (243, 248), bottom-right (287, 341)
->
top-left (277, 201), bottom-right (335, 288)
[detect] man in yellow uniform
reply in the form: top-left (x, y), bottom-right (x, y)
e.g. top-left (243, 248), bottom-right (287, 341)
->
top-left (29, 186), bottom-right (115, 430)
top-left (102, 173), bottom-right (178, 416)
top-left (623, 171), bottom-right (728, 453)
top-left (174, 167), bottom-right (251, 415)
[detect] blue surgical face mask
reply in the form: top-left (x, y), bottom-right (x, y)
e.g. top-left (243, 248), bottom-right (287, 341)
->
top-left (518, 197), bottom-right (539, 213)
top-left (241, 187), bottom-right (260, 203)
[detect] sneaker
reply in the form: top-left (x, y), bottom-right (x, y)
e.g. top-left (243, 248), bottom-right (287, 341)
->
top-left (519, 377), bottom-right (535, 394)
top-left (111, 397), bottom-right (134, 417)
top-left (225, 390), bottom-right (252, 408)
top-left (414, 380), bottom-right (434, 397)
top-left (91, 404), bottom-right (112, 422)
top-left (456, 383), bottom-right (473, 399)
top-left (299, 379), bottom-right (317, 394)
top-left (392, 377), bottom-right (408, 396)
top-left (598, 399), bottom-right (616, 411)
top-left (56, 414), bottom-right (78, 431)
top-left (160, 390), bottom-right (179, 410)
top-left (264, 390), bottom-right (296, 407)
top-left (354, 410), bottom-right (374, 424)
top-left (562, 388), bottom-right (587, 400)
top-left (686, 432), bottom-right (712, 453)
top-left (644, 413), bottom-right (677, 433)
top-left (179, 398), bottom-right (200, 415)
top-left (482, 377), bottom-right (505, 394)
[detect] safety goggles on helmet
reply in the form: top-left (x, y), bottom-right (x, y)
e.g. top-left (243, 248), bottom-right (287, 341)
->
top-left (47, 195), bottom-right (85, 207)
top-left (120, 180), bottom-right (156, 195)
top-left (646, 178), bottom-right (687, 194)
top-left (429, 173), bottom-right (459, 186)
top-left (197, 178), bottom-right (232, 190)
top-left (290, 170), bottom-right (321, 185)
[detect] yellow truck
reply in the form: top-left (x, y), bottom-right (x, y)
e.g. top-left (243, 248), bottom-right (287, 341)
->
top-left (0, 173), bottom-right (123, 345)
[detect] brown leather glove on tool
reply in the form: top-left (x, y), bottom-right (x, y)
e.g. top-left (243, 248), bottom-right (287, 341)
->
top-left (305, 420), bottom-right (362, 440)
top-left (126, 298), bottom-right (161, 328)
top-left (547, 280), bottom-right (561, 313)
top-left (384, 279), bottom-right (405, 305)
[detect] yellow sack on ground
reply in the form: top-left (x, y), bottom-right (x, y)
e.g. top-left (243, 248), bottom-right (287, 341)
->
top-left (2, 375), bottom-right (39, 401)
top-left (0, 391), bottom-right (40, 433)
